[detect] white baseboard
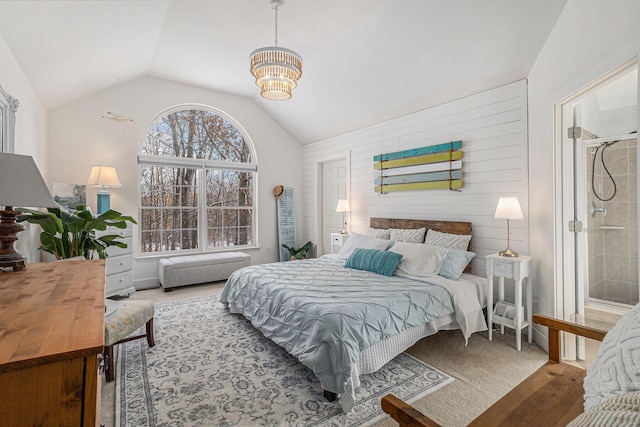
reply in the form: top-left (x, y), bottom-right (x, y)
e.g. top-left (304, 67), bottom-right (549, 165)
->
top-left (134, 277), bottom-right (161, 290)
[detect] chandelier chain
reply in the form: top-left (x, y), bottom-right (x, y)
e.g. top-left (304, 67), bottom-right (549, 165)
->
top-left (274, 4), bottom-right (279, 47)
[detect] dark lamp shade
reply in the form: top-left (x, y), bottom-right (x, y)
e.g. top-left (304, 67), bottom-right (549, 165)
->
top-left (0, 153), bottom-right (56, 208)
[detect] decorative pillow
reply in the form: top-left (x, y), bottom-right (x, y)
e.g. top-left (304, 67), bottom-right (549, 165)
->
top-left (438, 250), bottom-right (476, 280)
top-left (583, 302), bottom-right (640, 410)
top-left (389, 242), bottom-right (448, 277)
top-left (345, 248), bottom-right (403, 277)
top-left (425, 229), bottom-right (472, 251)
top-left (336, 232), bottom-right (392, 260)
top-left (389, 227), bottom-right (426, 243)
top-left (366, 227), bottom-right (391, 240)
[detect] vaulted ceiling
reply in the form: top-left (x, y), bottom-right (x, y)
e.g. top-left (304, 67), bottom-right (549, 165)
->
top-left (0, 1), bottom-right (566, 144)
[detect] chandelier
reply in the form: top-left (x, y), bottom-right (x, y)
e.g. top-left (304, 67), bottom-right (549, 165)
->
top-left (249, 0), bottom-right (302, 101)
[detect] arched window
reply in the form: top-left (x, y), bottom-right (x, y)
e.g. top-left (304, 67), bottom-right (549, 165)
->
top-left (138, 106), bottom-right (256, 254)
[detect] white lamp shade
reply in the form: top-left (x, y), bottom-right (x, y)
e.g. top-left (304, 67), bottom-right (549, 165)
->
top-left (0, 153), bottom-right (56, 208)
top-left (336, 199), bottom-right (350, 213)
top-left (494, 197), bottom-right (523, 220)
top-left (87, 165), bottom-right (122, 188)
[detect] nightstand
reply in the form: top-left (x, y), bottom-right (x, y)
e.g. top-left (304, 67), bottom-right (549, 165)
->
top-left (331, 232), bottom-right (349, 254)
top-left (486, 253), bottom-right (533, 351)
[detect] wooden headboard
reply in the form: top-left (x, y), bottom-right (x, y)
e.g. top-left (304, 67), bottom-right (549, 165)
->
top-left (369, 217), bottom-right (473, 272)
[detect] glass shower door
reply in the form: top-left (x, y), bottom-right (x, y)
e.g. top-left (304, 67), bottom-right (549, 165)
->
top-left (585, 134), bottom-right (639, 307)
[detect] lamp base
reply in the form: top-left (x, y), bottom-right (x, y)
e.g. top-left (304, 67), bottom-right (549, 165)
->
top-left (97, 190), bottom-right (110, 214)
top-left (340, 229), bottom-right (348, 234)
top-left (0, 207), bottom-right (26, 271)
top-left (499, 247), bottom-right (519, 257)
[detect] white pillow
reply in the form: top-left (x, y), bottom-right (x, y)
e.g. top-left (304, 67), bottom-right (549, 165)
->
top-left (425, 229), bottom-right (472, 251)
top-left (336, 232), bottom-right (391, 260)
top-left (366, 227), bottom-right (391, 240)
top-left (583, 302), bottom-right (640, 410)
top-left (389, 242), bottom-right (448, 277)
top-left (389, 227), bottom-right (426, 243)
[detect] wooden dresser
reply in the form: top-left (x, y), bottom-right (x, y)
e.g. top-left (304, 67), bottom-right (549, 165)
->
top-left (0, 260), bottom-right (105, 427)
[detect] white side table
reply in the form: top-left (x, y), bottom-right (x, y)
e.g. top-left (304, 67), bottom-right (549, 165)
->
top-left (486, 253), bottom-right (533, 351)
top-left (331, 233), bottom-right (350, 254)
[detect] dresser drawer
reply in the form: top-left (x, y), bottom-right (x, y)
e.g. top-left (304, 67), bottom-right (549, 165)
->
top-left (106, 237), bottom-right (133, 257)
top-left (106, 270), bottom-right (133, 295)
top-left (98, 224), bottom-right (133, 239)
top-left (493, 260), bottom-right (515, 277)
top-left (106, 254), bottom-right (133, 276)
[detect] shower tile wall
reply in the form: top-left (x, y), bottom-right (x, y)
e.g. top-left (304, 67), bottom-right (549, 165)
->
top-left (588, 137), bottom-right (638, 305)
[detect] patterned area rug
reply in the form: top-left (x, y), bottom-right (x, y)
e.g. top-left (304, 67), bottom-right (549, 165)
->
top-left (116, 297), bottom-right (453, 426)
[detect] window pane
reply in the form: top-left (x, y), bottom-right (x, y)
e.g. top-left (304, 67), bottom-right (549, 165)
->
top-left (207, 209), bottom-right (222, 228)
top-left (140, 109), bottom-right (252, 163)
top-left (205, 170), bottom-right (253, 208)
top-left (206, 207), bottom-right (253, 247)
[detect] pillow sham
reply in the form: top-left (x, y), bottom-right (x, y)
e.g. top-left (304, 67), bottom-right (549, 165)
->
top-left (425, 229), bottom-right (472, 251)
top-left (389, 242), bottom-right (448, 277)
top-left (438, 250), bottom-right (476, 280)
top-left (366, 227), bottom-right (391, 240)
top-left (583, 302), bottom-right (640, 410)
top-left (345, 248), bottom-right (403, 277)
top-left (389, 227), bottom-right (426, 243)
top-left (336, 232), bottom-right (391, 260)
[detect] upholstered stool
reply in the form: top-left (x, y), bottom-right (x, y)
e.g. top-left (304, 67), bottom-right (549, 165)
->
top-left (104, 300), bottom-right (156, 382)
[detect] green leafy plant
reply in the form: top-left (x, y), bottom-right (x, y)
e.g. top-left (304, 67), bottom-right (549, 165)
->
top-left (282, 241), bottom-right (313, 260)
top-left (17, 205), bottom-right (137, 260)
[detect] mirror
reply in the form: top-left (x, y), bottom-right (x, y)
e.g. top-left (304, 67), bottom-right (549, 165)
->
top-left (0, 84), bottom-right (19, 153)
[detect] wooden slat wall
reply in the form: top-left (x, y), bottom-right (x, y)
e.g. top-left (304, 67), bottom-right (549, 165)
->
top-left (302, 80), bottom-right (529, 277)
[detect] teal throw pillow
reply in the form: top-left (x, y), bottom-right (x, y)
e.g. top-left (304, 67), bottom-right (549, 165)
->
top-left (345, 248), bottom-right (403, 277)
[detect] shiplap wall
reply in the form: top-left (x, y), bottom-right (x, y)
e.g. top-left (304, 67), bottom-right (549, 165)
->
top-left (302, 80), bottom-right (529, 277)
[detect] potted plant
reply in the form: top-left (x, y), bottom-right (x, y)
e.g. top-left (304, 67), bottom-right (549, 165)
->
top-left (282, 241), bottom-right (313, 260)
top-left (17, 204), bottom-right (136, 260)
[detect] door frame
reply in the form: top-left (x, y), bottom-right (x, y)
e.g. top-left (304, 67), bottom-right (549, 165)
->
top-left (554, 57), bottom-right (639, 359)
top-left (316, 153), bottom-right (351, 255)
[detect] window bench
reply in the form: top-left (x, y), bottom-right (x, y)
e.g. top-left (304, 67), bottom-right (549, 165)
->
top-left (158, 252), bottom-right (250, 291)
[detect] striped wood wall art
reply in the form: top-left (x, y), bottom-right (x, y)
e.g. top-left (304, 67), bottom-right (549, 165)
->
top-left (374, 140), bottom-right (463, 193)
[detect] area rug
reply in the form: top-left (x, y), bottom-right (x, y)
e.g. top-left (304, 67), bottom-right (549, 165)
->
top-left (115, 297), bottom-right (453, 427)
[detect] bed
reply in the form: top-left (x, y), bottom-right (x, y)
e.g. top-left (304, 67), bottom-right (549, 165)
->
top-left (220, 218), bottom-right (488, 412)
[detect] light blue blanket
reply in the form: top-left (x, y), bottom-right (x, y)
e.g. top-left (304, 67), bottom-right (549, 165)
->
top-left (220, 256), bottom-right (465, 410)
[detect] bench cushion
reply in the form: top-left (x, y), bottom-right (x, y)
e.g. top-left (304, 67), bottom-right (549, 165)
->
top-left (105, 300), bottom-right (154, 346)
top-left (166, 252), bottom-right (250, 269)
top-left (159, 252), bottom-right (250, 289)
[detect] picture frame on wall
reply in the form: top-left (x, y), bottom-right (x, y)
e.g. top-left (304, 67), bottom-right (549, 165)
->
top-left (0, 84), bottom-right (19, 154)
top-left (53, 182), bottom-right (87, 210)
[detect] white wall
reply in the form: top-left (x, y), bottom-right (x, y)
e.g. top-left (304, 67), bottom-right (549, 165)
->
top-left (48, 77), bottom-right (302, 288)
top-left (302, 80), bottom-right (529, 280)
top-left (0, 33), bottom-right (48, 264)
top-left (528, 0), bottom-right (640, 330)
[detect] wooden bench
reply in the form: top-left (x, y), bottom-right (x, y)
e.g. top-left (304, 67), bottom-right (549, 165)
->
top-left (381, 314), bottom-right (607, 427)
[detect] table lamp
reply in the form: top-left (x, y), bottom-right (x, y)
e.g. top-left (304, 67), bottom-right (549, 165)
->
top-left (0, 153), bottom-right (57, 271)
top-left (336, 199), bottom-right (350, 234)
top-left (87, 164), bottom-right (122, 214)
top-left (494, 196), bottom-right (523, 257)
